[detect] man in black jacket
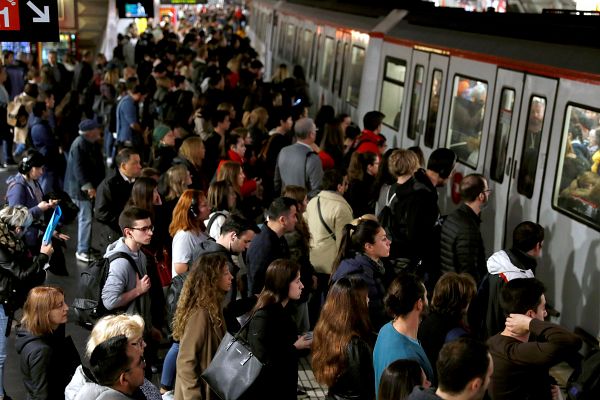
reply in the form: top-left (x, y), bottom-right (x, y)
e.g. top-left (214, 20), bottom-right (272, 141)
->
top-left (94, 148), bottom-right (141, 253)
top-left (440, 173), bottom-right (489, 285)
top-left (64, 119), bottom-right (105, 262)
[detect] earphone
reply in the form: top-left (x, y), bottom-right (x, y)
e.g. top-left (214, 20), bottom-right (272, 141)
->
top-left (189, 196), bottom-right (199, 219)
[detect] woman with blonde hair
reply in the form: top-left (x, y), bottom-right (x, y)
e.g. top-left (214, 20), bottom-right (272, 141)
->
top-left (173, 253), bottom-right (233, 400)
top-left (169, 189), bottom-right (210, 276)
top-left (312, 277), bottom-right (374, 400)
top-left (174, 136), bottom-right (207, 191)
top-left (243, 106), bottom-right (269, 150)
top-left (15, 286), bottom-right (75, 400)
top-left (65, 314), bottom-right (162, 400)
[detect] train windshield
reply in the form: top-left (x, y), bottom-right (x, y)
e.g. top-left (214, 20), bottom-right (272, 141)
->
top-left (555, 105), bottom-right (600, 228)
top-left (447, 76), bottom-right (488, 168)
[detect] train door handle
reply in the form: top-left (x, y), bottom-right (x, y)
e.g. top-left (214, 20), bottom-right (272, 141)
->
top-left (506, 157), bottom-right (512, 177)
top-left (512, 159), bottom-right (518, 179)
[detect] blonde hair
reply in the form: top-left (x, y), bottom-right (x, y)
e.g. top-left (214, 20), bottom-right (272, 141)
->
top-left (20, 286), bottom-right (65, 336)
top-left (351, 214), bottom-right (378, 226)
top-left (217, 161), bottom-right (242, 194)
top-left (388, 149), bottom-right (420, 178)
top-left (179, 137), bottom-right (205, 168)
top-left (242, 107), bottom-right (268, 131)
top-left (86, 314), bottom-right (145, 357)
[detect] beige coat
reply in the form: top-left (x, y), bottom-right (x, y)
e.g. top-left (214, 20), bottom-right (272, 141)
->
top-left (174, 307), bottom-right (225, 400)
top-left (305, 190), bottom-right (354, 274)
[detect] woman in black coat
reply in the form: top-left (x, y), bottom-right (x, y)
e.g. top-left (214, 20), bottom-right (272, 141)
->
top-left (245, 259), bottom-right (312, 400)
top-left (0, 206), bottom-right (51, 399)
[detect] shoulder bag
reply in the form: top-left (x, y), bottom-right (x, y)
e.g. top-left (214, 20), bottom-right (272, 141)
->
top-left (201, 316), bottom-right (263, 400)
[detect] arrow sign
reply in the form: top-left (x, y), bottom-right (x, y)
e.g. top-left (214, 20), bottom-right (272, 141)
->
top-left (26, 1), bottom-right (49, 23)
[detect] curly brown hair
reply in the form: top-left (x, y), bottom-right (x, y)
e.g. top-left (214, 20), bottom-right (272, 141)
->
top-left (172, 253), bottom-right (228, 341)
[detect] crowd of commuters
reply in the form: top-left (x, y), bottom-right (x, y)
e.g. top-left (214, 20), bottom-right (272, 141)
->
top-left (0, 4), bottom-right (586, 400)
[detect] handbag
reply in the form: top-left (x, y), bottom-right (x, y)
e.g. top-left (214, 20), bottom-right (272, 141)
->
top-left (201, 318), bottom-right (263, 400)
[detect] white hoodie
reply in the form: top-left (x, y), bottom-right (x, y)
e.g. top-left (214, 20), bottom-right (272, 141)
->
top-left (486, 250), bottom-right (535, 282)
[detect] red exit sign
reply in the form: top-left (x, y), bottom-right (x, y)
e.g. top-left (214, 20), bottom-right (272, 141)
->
top-left (0, 0), bottom-right (21, 31)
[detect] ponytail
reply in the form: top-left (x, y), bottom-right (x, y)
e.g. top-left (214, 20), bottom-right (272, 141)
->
top-left (330, 224), bottom-right (357, 280)
top-left (330, 219), bottom-right (382, 281)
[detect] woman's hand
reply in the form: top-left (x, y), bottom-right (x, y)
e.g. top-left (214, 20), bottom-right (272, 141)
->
top-left (293, 335), bottom-right (312, 350)
top-left (37, 200), bottom-right (58, 211)
top-left (40, 242), bottom-right (54, 257)
top-left (53, 232), bottom-right (70, 241)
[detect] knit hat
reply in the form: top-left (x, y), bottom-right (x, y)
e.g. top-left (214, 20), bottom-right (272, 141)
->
top-left (78, 119), bottom-right (101, 134)
top-left (153, 124), bottom-right (171, 143)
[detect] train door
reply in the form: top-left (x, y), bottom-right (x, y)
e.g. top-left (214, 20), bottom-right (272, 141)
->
top-left (377, 42), bottom-right (412, 147)
top-left (332, 33), bottom-right (351, 115)
top-left (417, 54), bottom-right (449, 162)
top-left (537, 78), bottom-right (600, 335)
top-left (438, 58), bottom-right (496, 215)
top-left (504, 75), bottom-right (557, 245)
top-left (481, 69), bottom-right (524, 253)
top-left (401, 50), bottom-right (429, 149)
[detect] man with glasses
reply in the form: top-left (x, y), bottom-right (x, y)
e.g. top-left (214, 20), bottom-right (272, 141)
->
top-left (440, 173), bottom-right (490, 285)
top-left (102, 207), bottom-right (162, 350)
top-left (82, 335), bottom-right (146, 399)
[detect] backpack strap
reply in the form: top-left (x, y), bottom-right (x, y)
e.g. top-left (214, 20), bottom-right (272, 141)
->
top-left (317, 196), bottom-right (336, 241)
top-left (206, 212), bottom-right (226, 235)
top-left (107, 251), bottom-right (141, 278)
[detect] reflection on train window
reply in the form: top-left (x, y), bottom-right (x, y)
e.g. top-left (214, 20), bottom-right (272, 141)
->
top-left (285, 24), bottom-right (296, 60)
top-left (490, 88), bottom-right (516, 183)
top-left (517, 96), bottom-right (546, 198)
top-left (346, 45), bottom-right (365, 106)
top-left (407, 65), bottom-right (425, 140)
top-left (379, 57), bottom-right (406, 129)
top-left (554, 104), bottom-right (600, 229)
top-left (332, 41), bottom-right (342, 93)
top-left (424, 69), bottom-right (443, 148)
top-left (320, 37), bottom-right (335, 87)
top-left (339, 43), bottom-right (349, 97)
top-left (293, 30), bottom-right (302, 65)
top-left (447, 75), bottom-right (488, 168)
top-left (278, 23), bottom-right (286, 56)
top-left (311, 34), bottom-right (321, 81)
top-left (302, 30), bottom-right (313, 73)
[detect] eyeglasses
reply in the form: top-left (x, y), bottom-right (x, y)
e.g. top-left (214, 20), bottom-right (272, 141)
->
top-left (130, 225), bottom-right (154, 233)
top-left (129, 338), bottom-right (145, 348)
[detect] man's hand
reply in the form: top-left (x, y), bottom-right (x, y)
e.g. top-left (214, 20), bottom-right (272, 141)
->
top-left (135, 274), bottom-right (151, 296)
top-left (87, 188), bottom-right (96, 199)
top-left (505, 314), bottom-right (532, 336)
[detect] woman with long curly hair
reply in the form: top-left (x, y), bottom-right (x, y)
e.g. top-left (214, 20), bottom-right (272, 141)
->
top-left (245, 259), bottom-right (312, 400)
top-left (173, 253), bottom-right (233, 400)
top-left (173, 136), bottom-right (207, 191)
top-left (312, 276), bottom-right (374, 400)
top-left (169, 189), bottom-right (210, 276)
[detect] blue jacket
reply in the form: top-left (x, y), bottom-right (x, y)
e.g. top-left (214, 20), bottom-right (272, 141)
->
top-left (6, 173), bottom-right (44, 247)
top-left (29, 116), bottom-right (61, 170)
top-left (331, 253), bottom-right (388, 331)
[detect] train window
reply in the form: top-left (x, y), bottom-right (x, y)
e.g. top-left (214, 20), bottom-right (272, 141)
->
top-left (302, 30), bottom-right (313, 73)
top-left (339, 43), bottom-right (349, 98)
top-left (490, 88), bottom-right (516, 183)
top-left (407, 65), bottom-right (425, 140)
top-left (332, 41), bottom-right (342, 93)
top-left (447, 75), bottom-right (488, 168)
top-left (320, 36), bottom-right (335, 87)
top-left (424, 69), bottom-right (443, 148)
top-left (517, 96), bottom-right (546, 198)
top-left (554, 104), bottom-right (600, 228)
top-left (278, 23), bottom-right (287, 56)
top-left (379, 57), bottom-right (406, 129)
top-left (346, 45), bottom-right (365, 106)
top-left (312, 34), bottom-right (322, 81)
top-left (285, 25), bottom-right (296, 60)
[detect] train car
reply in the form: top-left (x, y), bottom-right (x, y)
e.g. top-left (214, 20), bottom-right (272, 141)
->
top-left (248, 0), bottom-right (600, 337)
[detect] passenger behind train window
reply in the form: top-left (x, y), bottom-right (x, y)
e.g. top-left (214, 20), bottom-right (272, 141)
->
top-left (517, 96), bottom-right (546, 198)
top-left (447, 76), bottom-right (488, 168)
top-left (556, 105), bottom-right (600, 226)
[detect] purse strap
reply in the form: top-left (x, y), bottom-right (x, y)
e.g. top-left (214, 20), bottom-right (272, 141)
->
top-left (317, 196), bottom-right (336, 241)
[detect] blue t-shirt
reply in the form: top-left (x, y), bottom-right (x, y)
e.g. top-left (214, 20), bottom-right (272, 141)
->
top-left (373, 322), bottom-right (434, 396)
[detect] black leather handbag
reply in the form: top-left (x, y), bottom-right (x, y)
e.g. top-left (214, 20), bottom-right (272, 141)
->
top-left (201, 318), bottom-right (263, 400)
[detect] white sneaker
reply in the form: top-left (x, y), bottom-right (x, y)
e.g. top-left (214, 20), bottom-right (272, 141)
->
top-left (106, 157), bottom-right (113, 168)
top-left (76, 252), bottom-right (92, 262)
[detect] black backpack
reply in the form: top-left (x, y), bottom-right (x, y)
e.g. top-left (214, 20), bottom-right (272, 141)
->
top-left (377, 184), bottom-right (405, 251)
top-left (166, 271), bottom-right (189, 334)
top-left (71, 252), bottom-right (140, 330)
top-left (567, 349), bottom-right (600, 399)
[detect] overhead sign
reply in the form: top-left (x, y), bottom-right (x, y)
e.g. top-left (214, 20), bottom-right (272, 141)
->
top-left (0, 0), bottom-right (59, 42)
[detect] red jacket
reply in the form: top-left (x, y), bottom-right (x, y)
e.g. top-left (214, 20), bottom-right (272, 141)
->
top-left (355, 129), bottom-right (381, 156)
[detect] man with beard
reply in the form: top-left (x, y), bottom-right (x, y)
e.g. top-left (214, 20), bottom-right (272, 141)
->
top-left (440, 174), bottom-right (490, 285)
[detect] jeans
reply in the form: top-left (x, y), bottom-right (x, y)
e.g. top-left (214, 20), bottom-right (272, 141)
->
top-left (73, 199), bottom-right (93, 253)
top-left (0, 305), bottom-right (8, 396)
top-left (160, 342), bottom-right (179, 390)
top-left (1, 133), bottom-right (14, 163)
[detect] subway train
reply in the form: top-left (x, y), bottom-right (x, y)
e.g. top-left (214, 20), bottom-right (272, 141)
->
top-left (247, 0), bottom-right (600, 337)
